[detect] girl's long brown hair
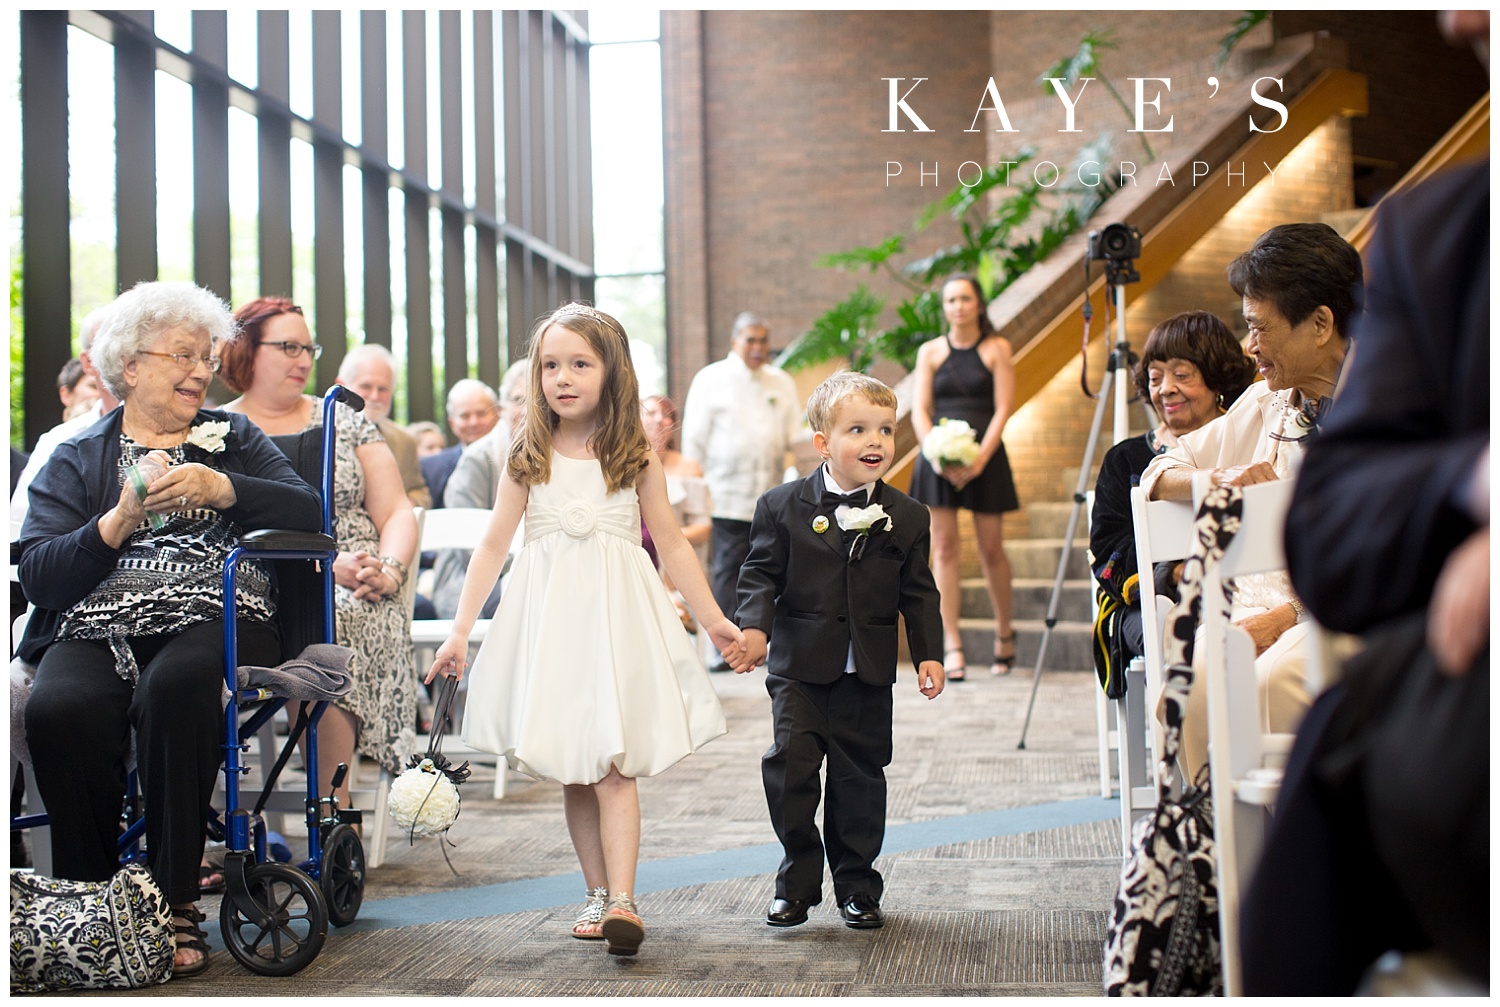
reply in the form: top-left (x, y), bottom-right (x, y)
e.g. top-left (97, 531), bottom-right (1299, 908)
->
top-left (508, 304), bottom-right (652, 494)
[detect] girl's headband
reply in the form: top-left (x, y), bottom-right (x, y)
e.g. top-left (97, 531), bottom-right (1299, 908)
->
top-left (551, 302), bottom-right (624, 338)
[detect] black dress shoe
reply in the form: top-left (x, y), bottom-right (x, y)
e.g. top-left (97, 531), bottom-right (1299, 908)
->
top-left (766, 897), bottom-right (815, 927)
top-left (839, 893), bottom-right (884, 929)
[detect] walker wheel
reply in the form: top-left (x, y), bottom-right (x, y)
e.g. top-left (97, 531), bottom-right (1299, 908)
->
top-left (320, 823), bottom-right (366, 927)
top-left (220, 861), bottom-right (328, 976)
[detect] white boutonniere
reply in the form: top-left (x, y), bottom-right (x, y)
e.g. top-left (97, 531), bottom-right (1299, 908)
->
top-left (836, 503), bottom-right (892, 562)
top-left (185, 419), bottom-right (231, 454)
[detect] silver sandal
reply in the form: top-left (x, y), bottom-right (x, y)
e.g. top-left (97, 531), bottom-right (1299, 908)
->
top-left (571, 886), bottom-right (608, 940)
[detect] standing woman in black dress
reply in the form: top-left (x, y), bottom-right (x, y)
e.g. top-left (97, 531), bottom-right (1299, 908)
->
top-left (909, 274), bottom-right (1020, 680)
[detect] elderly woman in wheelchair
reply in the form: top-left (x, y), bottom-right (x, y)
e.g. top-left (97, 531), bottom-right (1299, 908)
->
top-left (16, 281), bottom-right (321, 978)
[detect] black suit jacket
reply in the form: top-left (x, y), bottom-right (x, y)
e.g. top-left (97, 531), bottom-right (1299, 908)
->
top-left (736, 473), bottom-right (943, 686)
top-left (420, 443), bottom-right (462, 508)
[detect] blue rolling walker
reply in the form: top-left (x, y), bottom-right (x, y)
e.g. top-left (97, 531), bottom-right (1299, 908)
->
top-left (214, 384), bottom-right (370, 975)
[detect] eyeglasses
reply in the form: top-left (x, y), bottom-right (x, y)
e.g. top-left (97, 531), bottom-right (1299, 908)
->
top-left (259, 341), bottom-right (324, 360)
top-left (137, 350), bottom-right (222, 373)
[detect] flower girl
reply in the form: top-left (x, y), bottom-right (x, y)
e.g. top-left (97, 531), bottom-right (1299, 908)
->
top-left (427, 303), bottom-right (747, 956)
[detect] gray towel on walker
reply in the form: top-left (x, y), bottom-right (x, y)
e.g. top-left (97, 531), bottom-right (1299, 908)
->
top-left (230, 643), bottom-right (356, 703)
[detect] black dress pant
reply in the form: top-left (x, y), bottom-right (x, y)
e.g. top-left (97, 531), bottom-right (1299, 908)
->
top-left (25, 619), bottom-right (280, 906)
top-left (710, 518), bottom-right (753, 621)
top-left (762, 673), bottom-right (892, 904)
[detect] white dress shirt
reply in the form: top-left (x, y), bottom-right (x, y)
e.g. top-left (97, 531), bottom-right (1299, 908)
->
top-left (11, 400), bottom-right (105, 528)
top-left (821, 464), bottom-right (872, 674)
top-left (680, 352), bottom-right (803, 522)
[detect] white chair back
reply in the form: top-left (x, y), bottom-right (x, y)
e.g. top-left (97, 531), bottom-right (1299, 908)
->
top-left (1086, 491), bottom-right (1155, 848)
top-left (1198, 478), bottom-right (1296, 996)
top-left (1129, 486), bottom-right (1196, 786)
top-left (409, 506), bottom-right (512, 799)
top-left (413, 507), bottom-right (495, 552)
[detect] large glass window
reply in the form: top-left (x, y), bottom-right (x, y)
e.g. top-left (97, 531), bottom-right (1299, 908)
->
top-left (588, 11), bottom-right (665, 395)
top-left (14, 10), bottom-right (594, 448)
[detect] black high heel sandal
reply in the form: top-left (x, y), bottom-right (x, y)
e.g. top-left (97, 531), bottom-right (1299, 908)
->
top-left (943, 648), bottom-right (967, 682)
top-left (990, 632), bottom-right (1016, 677)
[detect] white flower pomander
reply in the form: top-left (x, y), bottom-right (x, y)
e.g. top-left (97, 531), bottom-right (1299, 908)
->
top-left (559, 500), bottom-right (597, 538)
top-left (836, 503), bottom-right (893, 534)
top-left (389, 758), bottom-right (461, 836)
top-left (185, 419), bottom-right (231, 453)
top-left (921, 418), bottom-right (981, 467)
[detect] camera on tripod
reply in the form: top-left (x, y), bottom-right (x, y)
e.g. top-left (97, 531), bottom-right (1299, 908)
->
top-left (1087, 222), bottom-right (1141, 263)
top-left (1086, 222), bottom-right (1141, 285)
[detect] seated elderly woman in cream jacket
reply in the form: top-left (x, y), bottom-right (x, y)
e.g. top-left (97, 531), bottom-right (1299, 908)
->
top-left (1140, 223), bottom-right (1361, 779)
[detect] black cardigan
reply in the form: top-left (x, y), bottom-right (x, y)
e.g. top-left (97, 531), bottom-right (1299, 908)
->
top-left (16, 407), bottom-right (322, 666)
top-left (1089, 433), bottom-right (1159, 607)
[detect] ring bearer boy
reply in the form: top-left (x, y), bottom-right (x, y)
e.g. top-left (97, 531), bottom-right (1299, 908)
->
top-left (735, 370), bottom-right (945, 929)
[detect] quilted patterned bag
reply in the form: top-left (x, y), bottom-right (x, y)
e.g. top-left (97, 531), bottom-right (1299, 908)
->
top-left (9, 864), bottom-right (173, 992)
top-left (1102, 486), bottom-right (1243, 996)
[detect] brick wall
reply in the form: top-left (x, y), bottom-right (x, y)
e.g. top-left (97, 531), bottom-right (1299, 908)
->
top-left (1275, 11), bottom-right (1489, 204)
top-left (662, 10), bottom-right (992, 401)
top-left (660, 9), bottom-right (1485, 542)
top-left (1003, 118), bottom-right (1354, 526)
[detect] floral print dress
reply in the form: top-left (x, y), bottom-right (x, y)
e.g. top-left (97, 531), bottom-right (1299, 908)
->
top-left (308, 402), bottom-right (418, 774)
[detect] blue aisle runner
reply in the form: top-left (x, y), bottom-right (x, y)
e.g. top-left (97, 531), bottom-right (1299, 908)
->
top-left (344, 796), bottom-right (1116, 932)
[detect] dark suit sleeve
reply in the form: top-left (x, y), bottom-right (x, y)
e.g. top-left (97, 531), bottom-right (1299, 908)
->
top-left (735, 493), bottom-right (786, 635)
top-left (220, 415), bottom-right (323, 533)
top-left (896, 501), bottom-right (944, 666)
top-left (1286, 166), bottom-right (1489, 633)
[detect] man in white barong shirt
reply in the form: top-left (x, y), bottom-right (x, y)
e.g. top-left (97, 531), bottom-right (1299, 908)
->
top-left (681, 312), bottom-right (803, 668)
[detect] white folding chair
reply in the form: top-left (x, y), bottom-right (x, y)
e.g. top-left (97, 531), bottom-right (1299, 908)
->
top-left (1198, 479), bottom-right (1299, 996)
top-left (410, 506), bottom-right (515, 799)
top-left (1129, 487), bottom-right (1197, 797)
top-left (1085, 492), bottom-right (1152, 847)
top-left (10, 523), bottom-right (52, 876)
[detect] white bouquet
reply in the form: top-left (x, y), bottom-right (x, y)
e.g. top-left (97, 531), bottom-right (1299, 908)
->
top-left (390, 756), bottom-right (464, 838)
top-left (921, 418), bottom-right (982, 468)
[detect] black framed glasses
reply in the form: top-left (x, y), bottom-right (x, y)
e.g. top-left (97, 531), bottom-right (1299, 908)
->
top-left (259, 341), bottom-right (324, 360)
top-left (137, 350), bottom-right (222, 372)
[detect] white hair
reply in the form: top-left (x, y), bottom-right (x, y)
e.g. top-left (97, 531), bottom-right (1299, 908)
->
top-left (339, 342), bottom-right (397, 382)
top-left (91, 281), bottom-right (235, 399)
top-left (498, 360), bottom-right (529, 401)
top-left (445, 377), bottom-right (499, 417)
top-left (731, 311), bottom-right (769, 338)
top-left (79, 303), bottom-right (114, 354)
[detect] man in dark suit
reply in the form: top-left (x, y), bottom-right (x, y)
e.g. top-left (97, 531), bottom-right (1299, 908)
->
top-left (736, 371), bottom-right (945, 930)
top-left (1246, 23), bottom-right (1489, 982)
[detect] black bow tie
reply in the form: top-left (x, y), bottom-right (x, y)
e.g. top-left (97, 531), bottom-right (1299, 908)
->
top-left (822, 488), bottom-right (867, 509)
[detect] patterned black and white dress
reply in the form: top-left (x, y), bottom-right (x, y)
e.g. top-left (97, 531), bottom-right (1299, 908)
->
top-left (305, 402), bottom-right (418, 774)
top-left (55, 437), bottom-right (275, 681)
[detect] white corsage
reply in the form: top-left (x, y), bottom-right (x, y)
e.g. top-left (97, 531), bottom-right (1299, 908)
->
top-left (921, 418), bottom-right (981, 467)
top-left (390, 757), bottom-right (463, 837)
top-left (185, 420), bottom-right (231, 454)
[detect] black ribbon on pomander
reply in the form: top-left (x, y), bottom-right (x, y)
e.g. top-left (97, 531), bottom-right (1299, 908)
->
top-left (407, 672), bottom-right (471, 788)
top-left (399, 674), bottom-right (470, 874)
